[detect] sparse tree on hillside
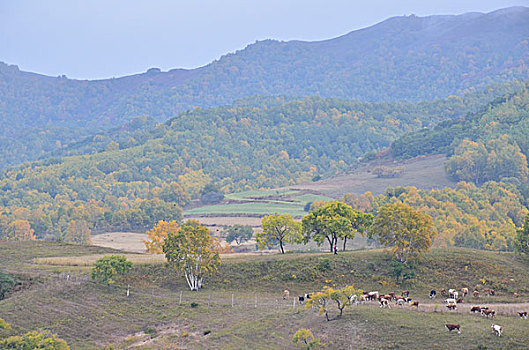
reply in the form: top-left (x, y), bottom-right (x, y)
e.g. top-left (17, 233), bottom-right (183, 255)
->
top-left (91, 255), bottom-right (132, 291)
top-left (65, 220), bottom-right (91, 245)
top-left (144, 220), bottom-right (180, 254)
top-left (305, 285), bottom-right (359, 321)
top-left (225, 224), bottom-right (253, 245)
top-left (371, 203), bottom-right (436, 263)
top-left (163, 220), bottom-right (220, 291)
top-left (292, 328), bottom-right (321, 349)
top-left (257, 213), bottom-right (302, 254)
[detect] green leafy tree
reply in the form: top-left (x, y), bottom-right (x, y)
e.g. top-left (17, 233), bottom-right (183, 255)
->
top-left (305, 285), bottom-right (359, 321)
top-left (302, 201), bottom-right (361, 252)
top-left (516, 215), bottom-right (529, 255)
top-left (225, 224), bottom-right (253, 245)
top-left (0, 330), bottom-right (69, 349)
top-left (370, 203), bottom-right (436, 263)
top-left (342, 210), bottom-right (373, 251)
top-left (292, 328), bottom-right (322, 349)
top-left (257, 213), bottom-right (302, 254)
top-left (91, 255), bottom-right (132, 291)
top-left (162, 220), bottom-right (220, 291)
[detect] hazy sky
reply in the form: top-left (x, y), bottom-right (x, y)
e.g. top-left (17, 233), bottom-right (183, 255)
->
top-left (1, 0), bottom-right (527, 79)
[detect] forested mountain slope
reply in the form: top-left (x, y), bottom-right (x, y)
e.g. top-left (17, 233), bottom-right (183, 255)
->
top-left (0, 95), bottom-right (498, 240)
top-left (391, 83), bottom-right (529, 190)
top-left (0, 7), bottom-right (528, 167)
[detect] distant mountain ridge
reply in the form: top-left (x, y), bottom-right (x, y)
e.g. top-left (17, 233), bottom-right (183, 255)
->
top-left (0, 6), bottom-right (528, 167)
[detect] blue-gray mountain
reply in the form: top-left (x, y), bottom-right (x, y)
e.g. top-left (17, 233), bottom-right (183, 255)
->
top-left (0, 6), bottom-right (528, 167)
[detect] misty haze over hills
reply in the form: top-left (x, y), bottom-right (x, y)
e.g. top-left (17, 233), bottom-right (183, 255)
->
top-left (0, 6), bottom-right (528, 167)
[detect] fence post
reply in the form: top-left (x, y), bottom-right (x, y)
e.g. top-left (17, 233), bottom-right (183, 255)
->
top-left (179, 291), bottom-right (183, 305)
top-left (293, 297), bottom-right (296, 311)
top-left (126, 284), bottom-right (130, 297)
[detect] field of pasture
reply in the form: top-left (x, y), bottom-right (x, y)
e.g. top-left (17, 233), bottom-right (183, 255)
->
top-left (2, 241), bottom-right (529, 348)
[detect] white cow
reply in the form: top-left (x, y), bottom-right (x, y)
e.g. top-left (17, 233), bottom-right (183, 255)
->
top-left (491, 324), bottom-right (503, 337)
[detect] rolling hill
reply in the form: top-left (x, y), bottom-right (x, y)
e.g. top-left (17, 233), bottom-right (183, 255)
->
top-left (0, 6), bottom-right (528, 167)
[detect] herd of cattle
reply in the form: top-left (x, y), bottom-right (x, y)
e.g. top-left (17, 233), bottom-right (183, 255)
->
top-left (283, 286), bottom-right (527, 337)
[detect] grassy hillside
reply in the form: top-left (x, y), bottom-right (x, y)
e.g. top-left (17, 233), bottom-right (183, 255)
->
top-left (1, 7), bottom-right (529, 167)
top-left (2, 242), bottom-right (529, 348)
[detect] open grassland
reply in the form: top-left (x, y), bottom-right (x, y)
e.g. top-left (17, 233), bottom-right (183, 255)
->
top-left (184, 189), bottom-right (333, 219)
top-left (293, 154), bottom-right (455, 197)
top-left (182, 155), bottom-right (454, 228)
top-left (2, 241), bottom-right (529, 348)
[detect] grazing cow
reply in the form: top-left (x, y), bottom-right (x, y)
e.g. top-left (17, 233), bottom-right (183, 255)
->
top-left (395, 298), bottom-right (405, 307)
top-left (429, 290), bottom-right (437, 299)
top-left (519, 312), bottom-right (528, 320)
top-left (445, 324), bottom-right (461, 334)
top-left (448, 289), bottom-right (457, 298)
top-left (445, 298), bottom-right (457, 305)
top-left (473, 290), bottom-right (480, 298)
top-left (456, 297), bottom-right (464, 304)
top-left (488, 289), bottom-right (495, 296)
top-left (401, 290), bottom-right (410, 297)
top-left (440, 289), bottom-right (447, 297)
top-left (298, 294), bottom-right (312, 304)
top-left (282, 290), bottom-right (290, 300)
top-left (350, 294), bottom-right (359, 305)
top-left (368, 291), bottom-right (379, 301)
top-left (379, 298), bottom-right (391, 309)
top-left (491, 324), bottom-right (503, 337)
top-left (410, 300), bottom-right (419, 309)
top-left (388, 292), bottom-right (396, 300)
top-left (461, 288), bottom-right (469, 297)
top-left (404, 297), bottom-right (412, 303)
top-left (381, 294), bottom-right (393, 302)
top-left (471, 306), bottom-right (482, 313)
top-left (514, 292), bottom-right (519, 298)
top-left (446, 304), bottom-right (457, 311)
top-left (482, 309), bottom-right (496, 318)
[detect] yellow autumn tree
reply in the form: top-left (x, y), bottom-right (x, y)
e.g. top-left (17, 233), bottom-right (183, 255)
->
top-left (6, 220), bottom-right (35, 241)
top-left (144, 220), bottom-right (180, 254)
top-left (65, 220), bottom-right (91, 245)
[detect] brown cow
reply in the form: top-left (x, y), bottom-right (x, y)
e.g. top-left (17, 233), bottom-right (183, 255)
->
top-left (482, 309), bottom-right (496, 318)
top-left (471, 306), bottom-right (487, 313)
top-left (473, 290), bottom-right (480, 298)
top-left (488, 289), bottom-right (495, 296)
top-left (401, 290), bottom-right (410, 297)
top-left (461, 288), bottom-right (469, 297)
top-left (282, 290), bottom-right (290, 300)
top-left (456, 297), bottom-right (464, 304)
top-left (446, 304), bottom-right (457, 311)
top-left (445, 324), bottom-right (461, 334)
top-left (440, 289), bottom-right (447, 297)
top-left (410, 300), bottom-right (419, 309)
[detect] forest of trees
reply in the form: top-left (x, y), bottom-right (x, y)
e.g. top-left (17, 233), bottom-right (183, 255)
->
top-left (342, 181), bottom-right (528, 251)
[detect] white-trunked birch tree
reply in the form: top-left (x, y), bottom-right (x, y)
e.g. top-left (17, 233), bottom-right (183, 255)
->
top-left (162, 220), bottom-right (220, 291)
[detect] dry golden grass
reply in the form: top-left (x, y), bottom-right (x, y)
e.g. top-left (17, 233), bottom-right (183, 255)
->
top-left (91, 232), bottom-right (148, 253)
top-left (34, 253), bottom-right (166, 266)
